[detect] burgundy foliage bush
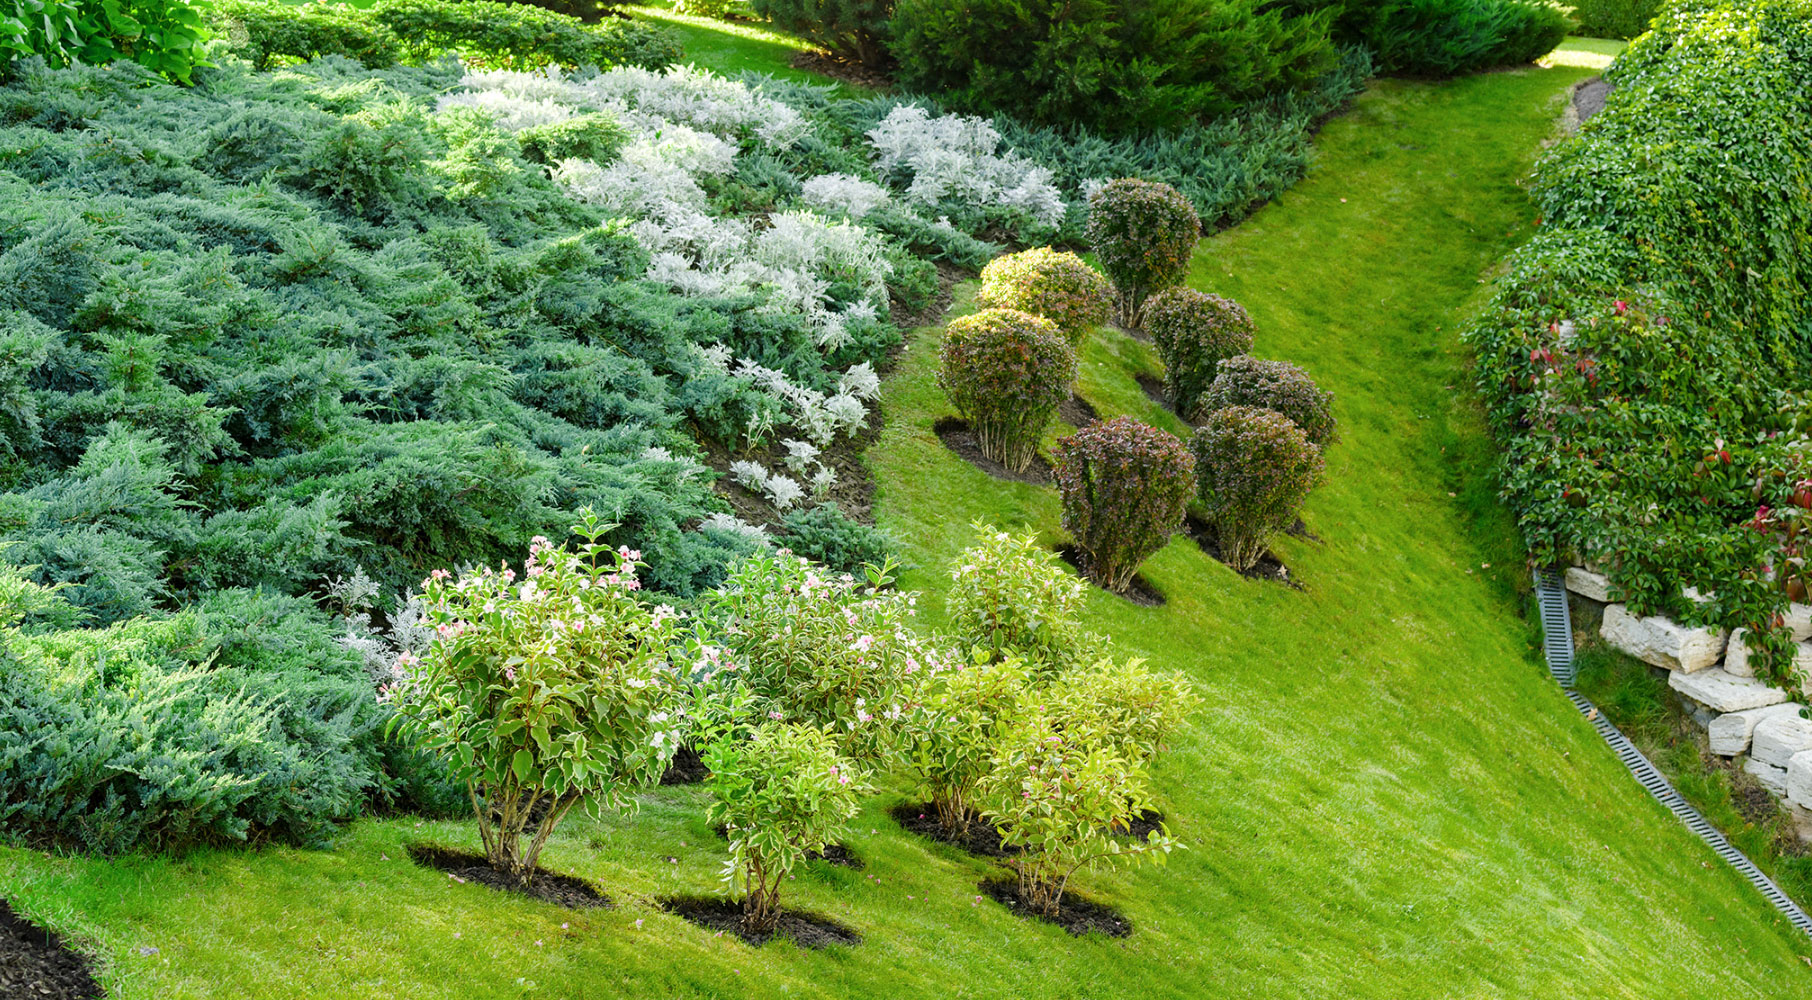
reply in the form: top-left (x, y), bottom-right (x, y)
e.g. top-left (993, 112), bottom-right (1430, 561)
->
top-left (937, 308), bottom-right (1078, 472)
top-left (1143, 287), bottom-right (1256, 419)
top-left (1194, 355), bottom-right (1336, 445)
top-left (1190, 405), bottom-right (1324, 571)
top-left (1053, 416), bottom-right (1194, 592)
top-left (1084, 179), bottom-right (1201, 330)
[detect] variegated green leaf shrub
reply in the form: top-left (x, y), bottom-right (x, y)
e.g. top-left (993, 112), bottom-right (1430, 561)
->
top-left (1143, 287), bottom-right (1256, 419)
top-left (705, 722), bottom-right (866, 933)
top-left (1046, 657), bottom-right (1201, 766)
top-left (703, 551), bottom-right (949, 767)
top-left (1196, 354), bottom-right (1336, 445)
top-left (937, 308), bottom-right (1078, 473)
top-left (975, 247), bottom-right (1112, 345)
top-left (947, 524), bottom-right (1096, 677)
top-left (903, 655), bottom-right (1029, 838)
top-left (1053, 417), bottom-right (1195, 593)
top-left (386, 512), bottom-right (687, 882)
top-left (1190, 405), bottom-right (1323, 571)
top-left (978, 711), bottom-right (1178, 916)
top-left (1085, 179), bottom-right (1201, 329)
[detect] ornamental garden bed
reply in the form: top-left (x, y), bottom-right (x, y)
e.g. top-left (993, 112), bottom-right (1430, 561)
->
top-left (1056, 545), bottom-right (1165, 607)
top-left (1187, 515), bottom-right (1302, 589)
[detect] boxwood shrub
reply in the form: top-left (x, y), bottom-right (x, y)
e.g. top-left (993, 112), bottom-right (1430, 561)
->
top-left (1053, 417), bottom-right (1193, 593)
top-left (937, 308), bottom-right (1077, 472)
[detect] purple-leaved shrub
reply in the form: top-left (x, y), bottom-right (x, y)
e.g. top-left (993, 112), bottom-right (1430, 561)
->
top-left (1190, 405), bottom-right (1324, 570)
top-left (1143, 287), bottom-right (1256, 419)
top-left (1053, 417), bottom-right (1194, 593)
top-left (1196, 355), bottom-right (1336, 445)
top-left (1085, 179), bottom-right (1200, 330)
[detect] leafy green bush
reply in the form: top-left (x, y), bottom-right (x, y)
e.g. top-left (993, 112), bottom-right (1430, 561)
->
top-left (1190, 405), bottom-right (1323, 571)
top-left (977, 710), bottom-right (1177, 915)
top-left (1045, 657), bottom-right (1200, 766)
top-left (937, 308), bottom-right (1077, 473)
top-left (903, 656), bottom-right (1026, 837)
top-left (1197, 354), bottom-right (1335, 445)
top-left (890, 0), bottom-right (1337, 133)
top-left (1144, 287), bottom-right (1256, 419)
top-left (387, 514), bottom-right (686, 882)
top-left (751, 0), bottom-right (890, 67)
top-left (1463, 0), bottom-right (1812, 690)
top-left (975, 247), bottom-right (1110, 345)
top-left (2, 0), bottom-right (209, 83)
top-left (1570, 0), bottom-right (1659, 38)
top-left (516, 111), bottom-right (631, 166)
top-left (780, 504), bottom-right (897, 576)
top-left (703, 550), bottom-right (945, 766)
top-left (947, 525), bottom-right (1094, 677)
top-left (210, 0), bottom-right (398, 70)
top-left (1086, 179), bottom-right (1200, 330)
top-left (705, 722), bottom-right (865, 934)
top-left (1295, 0), bottom-right (1570, 76)
top-left (1053, 417), bottom-right (1194, 593)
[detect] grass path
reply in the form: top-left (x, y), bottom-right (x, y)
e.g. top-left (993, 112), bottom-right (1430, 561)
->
top-left (2, 41), bottom-right (1808, 1000)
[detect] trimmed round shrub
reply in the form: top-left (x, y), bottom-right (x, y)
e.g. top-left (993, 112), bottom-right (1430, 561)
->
top-left (1143, 287), bottom-right (1256, 419)
top-left (1190, 405), bottom-right (1324, 571)
top-left (1086, 179), bottom-right (1201, 329)
top-left (937, 308), bottom-right (1078, 473)
top-left (1053, 416), bottom-right (1194, 593)
top-left (1196, 355), bottom-right (1336, 445)
top-left (975, 247), bottom-right (1112, 345)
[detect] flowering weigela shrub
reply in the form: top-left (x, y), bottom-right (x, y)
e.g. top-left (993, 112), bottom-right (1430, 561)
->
top-left (704, 551), bottom-right (949, 766)
top-left (706, 722), bottom-right (866, 933)
top-left (937, 308), bottom-right (1078, 473)
top-left (1053, 417), bottom-right (1194, 593)
top-left (1085, 179), bottom-right (1201, 330)
top-left (1190, 405), bottom-right (1324, 571)
top-left (1196, 354), bottom-right (1336, 445)
top-left (385, 510), bottom-right (687, 882)
top-left (1143, 287), bottom-right (1256, 419)
top-left (975, 247), bottom-right (1112, 345)
top-left (978, 713), bottom-right (1178, 916)
top-left (1046, 657), bottom-right (1201, 766)
top-left (903, 655), bottom-right (1029, 838)
top-left (947, 525), bottom-right (1096, 678)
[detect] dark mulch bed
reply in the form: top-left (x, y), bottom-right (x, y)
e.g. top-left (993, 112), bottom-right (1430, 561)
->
top-left (0, 900), bottom-right (103, 1000)
top-left (660, 744), bottom-right (710, 786)
top-left (1055, 545), bottom-right (1165, 606)
top-left (1185, 515), bottom-right (1301, 590)
top-left (890, 801), bottom-right (1016, 858)
top-left (789, 50), bottom-right (894, 91)
top-left (933, 417), bottom-right (1052, 485)
top-left (1058, 394), bottom-right (1099, 429)
top-left (1135, 373), bottom-right (1182, 419)
top-left (663, 897), bottom-right (861, 948)
top-left (978, 879), bottom-right (1132, 938)
top-left (1574, 77), bottom-right (1612, 123)
top-left (709, 826), bottom-right (863, 869)
top-left (1115, 809), bottom-right (1166, 841)
top-left (407, 845), bottom-right (611, 910)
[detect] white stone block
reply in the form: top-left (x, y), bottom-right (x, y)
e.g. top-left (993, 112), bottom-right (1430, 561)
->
top-left (1745, 757), bottom-right (1789, 796)
top-left (1752, 713), bottom-right (1812, 769)
top-left (1565, 567), bottom-right (1614, 603)
top-left (1708, 702), bottom-right (1804, 756)
top-left (1789, 751), bottom-right (1812, 809)
top-left (1682, 586), bottom-right (1714, 605)
top-left (1725, 628), bottom-right (1754, 677)
top-left (1601, 604), bottom-right (1727, 672)
top-left (1668, 668), bottom-right (1788, 715)
top-left (1788, 604), bottom-right (1812, 642)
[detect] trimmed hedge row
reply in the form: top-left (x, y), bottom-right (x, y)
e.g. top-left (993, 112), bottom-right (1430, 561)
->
top-left (1464, 0), bottom-right (1812, 688)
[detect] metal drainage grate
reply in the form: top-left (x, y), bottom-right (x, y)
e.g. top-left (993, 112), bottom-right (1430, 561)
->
top-left (1531, 568), bottom-right (1812, 937)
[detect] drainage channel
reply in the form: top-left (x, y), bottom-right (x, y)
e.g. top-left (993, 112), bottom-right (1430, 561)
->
top-left (1531, 568), bottom-right (1812, 937)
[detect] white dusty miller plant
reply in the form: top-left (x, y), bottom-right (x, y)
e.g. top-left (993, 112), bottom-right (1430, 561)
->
top-left (865, 105), bottom-right (1066, 229)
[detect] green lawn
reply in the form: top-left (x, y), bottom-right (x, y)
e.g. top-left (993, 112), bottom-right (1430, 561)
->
top-left (5, 36), bottom-right (1809, 999)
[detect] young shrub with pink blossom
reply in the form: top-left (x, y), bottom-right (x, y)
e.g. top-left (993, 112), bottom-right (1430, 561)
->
top-left (1143, 287), bottom-right (1256, 420)
top-left (1085, 179), bottom-right (1201, 330)
top-left (903, 655), bottom-right (1029, 838)
top-left (706, 722), bottom-right (867, 934)
top-left (937, 308), bottom-right (1078, 473)
top-left (1190, 405), bottom-right (1325, 571)
top-left (1195, 355), bottom-right (1336, 445)
top-left (385, 509), bottom-right (686, 883)
top-left (975, 247), bottom-right (1112, 344)
top-left (947, 525), bottom-right (1097, 678)
top-left (703, 551), bottom-right (949, 767)
top-left (1053, 417), bottom-right (1194, 593)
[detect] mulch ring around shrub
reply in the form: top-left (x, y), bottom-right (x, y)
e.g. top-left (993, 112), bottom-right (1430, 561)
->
top-left (933, 417), bottom-right (1053, 485)
top-left (890, 801), bottom-right (1017, 859)
top-left (1135, 373), bottom-right (1181, 419)
top-left (1055, 545), bottom-right (1165, 607)
top-left (660, 744), bottom-right (710, 786)
top-left (1058, 394), bottom-right (1099, 429)
top-left (1113, 809), bottom-right (1166, 841)
top-left (0, 900), bottom-right (104, 1000)
top-left (662, 897), bottom-right (861, 948)
top-left (978, 879), bottom-right (1132, 938)
top-left (407, 845), bottom-right (611, 910)
top-left (709, 826), bottom-right (864, 869)
top-left (1185, 516), bottom-right (1302, 590)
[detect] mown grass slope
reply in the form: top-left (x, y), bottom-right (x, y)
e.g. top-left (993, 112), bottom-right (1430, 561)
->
top-left (3, 37), bottom-right (1806, 999)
